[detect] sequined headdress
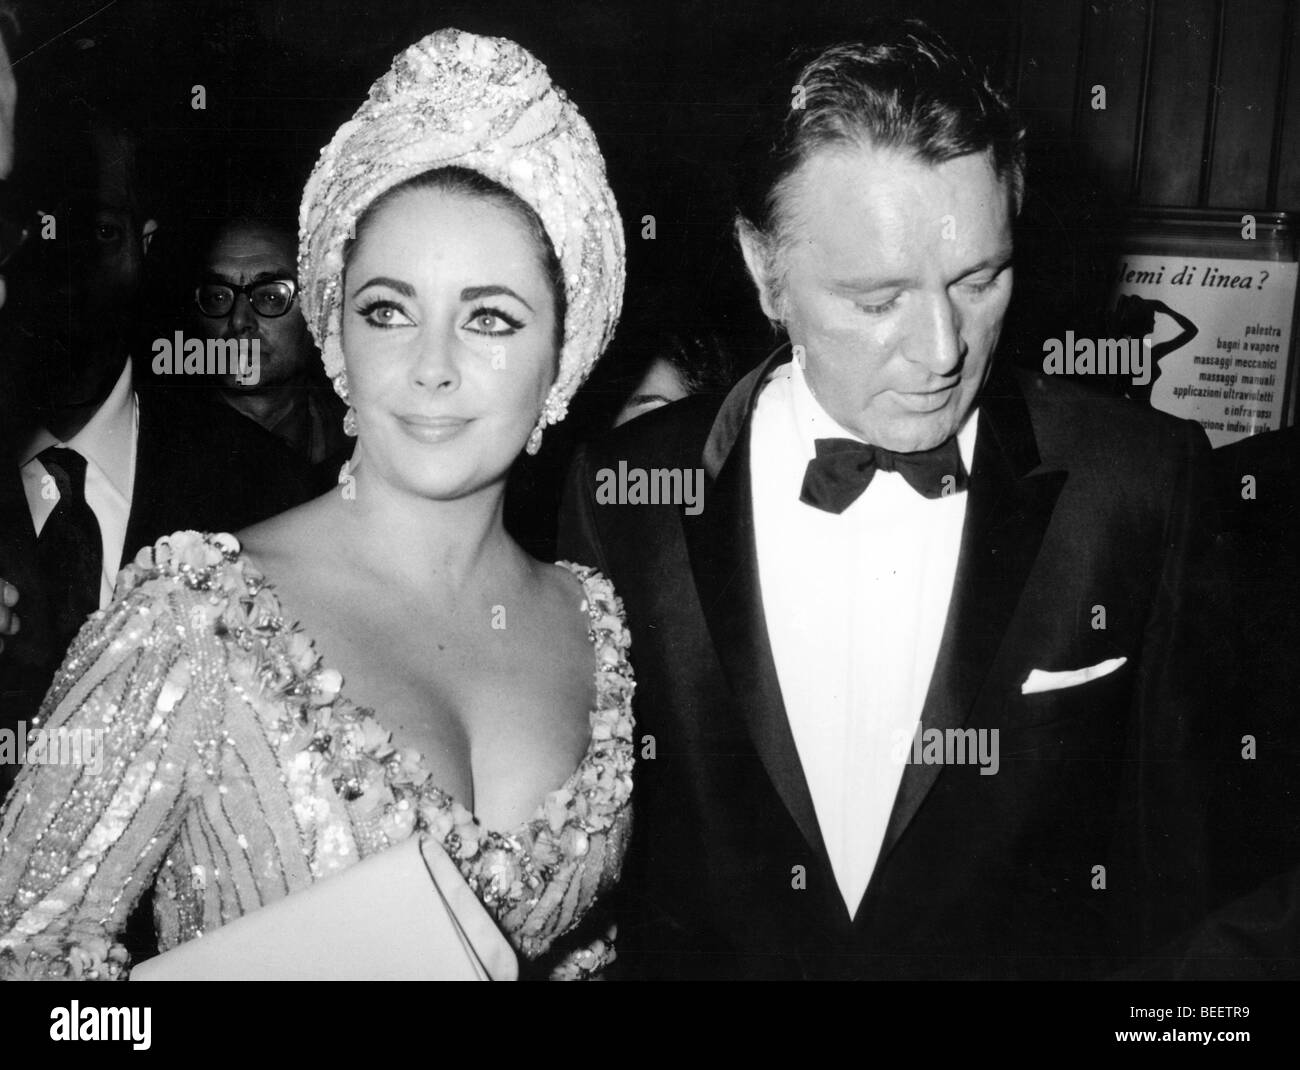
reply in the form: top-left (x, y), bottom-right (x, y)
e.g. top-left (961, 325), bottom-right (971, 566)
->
top-left (299, 29), bottom-right (625, 449)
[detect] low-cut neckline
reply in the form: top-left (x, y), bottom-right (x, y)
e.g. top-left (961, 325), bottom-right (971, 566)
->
top-left (238, 546), bottom-right (605, 837)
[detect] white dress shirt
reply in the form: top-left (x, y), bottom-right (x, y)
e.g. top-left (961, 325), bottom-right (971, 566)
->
top-left (750, 359), bottom-right (978, 918)
top-left (20, 360), bottom-right (139, 608)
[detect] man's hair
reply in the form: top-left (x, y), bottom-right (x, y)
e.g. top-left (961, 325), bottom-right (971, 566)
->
top-left (654, 327), bottom-right (737, 398)
top-left (195, 210), bottom-right (298, 273)
top-left (736, 18), bottom-right (1026, 273)
top-left (23, 98), bottom-right (156, 227)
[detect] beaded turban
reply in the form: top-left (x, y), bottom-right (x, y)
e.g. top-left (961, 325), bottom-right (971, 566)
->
top-left (299, 29), bottom-right (625, 427)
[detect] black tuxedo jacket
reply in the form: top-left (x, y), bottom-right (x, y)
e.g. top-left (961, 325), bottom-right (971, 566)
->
top-left (1135, 426), bottom-right (1300, 979)
top-left (1208, 426), bottom-right (1300, 906)
top-left (559, 350), bottom-right (1219, 979)
top-left (0, 385), bottom-right (316, 793)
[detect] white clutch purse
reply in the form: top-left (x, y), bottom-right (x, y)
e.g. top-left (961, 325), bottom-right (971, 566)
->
top-left (131, 835), bottom-right (518, 981)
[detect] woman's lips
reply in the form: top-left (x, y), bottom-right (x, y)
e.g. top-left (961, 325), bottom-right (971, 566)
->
top-left (395, 414), bottom-right (473, 443)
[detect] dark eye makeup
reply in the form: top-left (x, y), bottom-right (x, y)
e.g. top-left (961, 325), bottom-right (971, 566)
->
top-left (351, 299), bottom-right (526, 336)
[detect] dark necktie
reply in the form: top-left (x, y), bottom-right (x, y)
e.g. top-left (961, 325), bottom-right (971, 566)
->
top-left (35, 446), bottom-right (104, 653)
top-left (799, 437), bottom-right (969, 514)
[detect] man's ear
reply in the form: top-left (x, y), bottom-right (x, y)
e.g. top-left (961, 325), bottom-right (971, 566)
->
top-left (735, 218), bottom-right (783, 324)
top-left (140, 218), bottom-right (159, 256)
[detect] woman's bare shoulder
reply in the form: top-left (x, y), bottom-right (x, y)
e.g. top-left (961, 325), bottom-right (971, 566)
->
top-left (237, 492), bottom-right (340, 568)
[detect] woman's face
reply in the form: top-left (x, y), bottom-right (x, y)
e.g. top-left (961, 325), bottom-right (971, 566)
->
top-left (342, 186), bottom-right (558, 499)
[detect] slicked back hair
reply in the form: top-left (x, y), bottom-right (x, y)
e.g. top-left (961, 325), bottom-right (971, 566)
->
top-left (735, 18), bottom-right (1025, 296)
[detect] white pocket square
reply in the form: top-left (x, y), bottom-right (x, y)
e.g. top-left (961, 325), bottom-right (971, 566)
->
top-left (1020, 656), bottom-right (1127, 695)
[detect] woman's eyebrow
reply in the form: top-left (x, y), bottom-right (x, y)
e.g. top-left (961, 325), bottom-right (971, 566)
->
top-left (461, 284), bottom-right (534, 312)
top-left (354, 276), bottom-right (417, 297)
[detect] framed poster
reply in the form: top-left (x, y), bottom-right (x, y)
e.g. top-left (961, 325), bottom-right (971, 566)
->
top-left (1110, 209), bottom-right (1299, 448)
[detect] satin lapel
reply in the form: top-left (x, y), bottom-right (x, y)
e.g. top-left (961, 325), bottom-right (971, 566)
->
top-left (682, 349), bottom-right (828, 862)
top-left (876, 372), bottom-right (1067, 864)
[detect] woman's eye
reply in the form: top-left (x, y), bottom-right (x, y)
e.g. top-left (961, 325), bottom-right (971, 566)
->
top-left (465, 307), bottom-right (523, 335)
top-left (94, 223), bottom-right (122, 245)
top-left (357, 300), bottom-right (412, 328)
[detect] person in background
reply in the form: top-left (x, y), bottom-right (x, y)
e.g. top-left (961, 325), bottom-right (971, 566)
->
top-left (0, 0), bottom-right (18, 313)
top-left (612, 327), bottom-right (737, 427)
top-left (0, 0), bottom-right (24, 659)
top-left (0, 100), bottom-right (315, 800)
top-left (1156, 425), bottom-right (1300, 977)
top-left (1118, 426), bottom-right (1299, 979)
top-left (189, 213), bottom-right (350, 478)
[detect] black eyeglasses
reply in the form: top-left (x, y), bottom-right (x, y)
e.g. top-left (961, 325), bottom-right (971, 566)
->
top-left (196, 278), bottom-right (298, 318)
top-left (0, 181), bottom-right (38, 271)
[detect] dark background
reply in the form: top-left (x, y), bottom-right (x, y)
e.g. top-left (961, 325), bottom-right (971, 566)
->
top-left (6, 0), bottom-right (1297, 544)
top-left (12, 0), bottom-right (1297, 356)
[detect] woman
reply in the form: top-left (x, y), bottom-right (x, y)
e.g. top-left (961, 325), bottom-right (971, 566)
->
top-left (0, 29), bottom-right (631, 981)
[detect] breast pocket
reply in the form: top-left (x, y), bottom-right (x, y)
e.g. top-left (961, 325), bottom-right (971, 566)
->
top-left (993, 657), bottom-right (1138, 774)
top-left (998, 660), bottom-right (1135, 762)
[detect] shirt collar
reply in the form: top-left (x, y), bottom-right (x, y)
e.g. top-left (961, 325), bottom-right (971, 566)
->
top-left (788, 356), bottom-right (978, 471)
top-left (20, 359), bottom-right (138, 497)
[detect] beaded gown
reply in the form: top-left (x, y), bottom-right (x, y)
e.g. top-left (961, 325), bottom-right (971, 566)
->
top-left (0, 531), bottom-right (635, 980)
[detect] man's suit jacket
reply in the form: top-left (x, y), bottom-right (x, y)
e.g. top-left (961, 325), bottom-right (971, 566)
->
top-left (1131, 426), bottom-right (1300, 979)
top-left (1208, 426), bottom-right (1300, 907)
top-left (0, 384), bottom-right (317, 792)
top-left (559, 349), bottom-right (1218, 980)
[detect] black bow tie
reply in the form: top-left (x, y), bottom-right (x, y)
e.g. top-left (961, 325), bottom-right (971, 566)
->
top-left (799, 437), bottom-right (969, 513)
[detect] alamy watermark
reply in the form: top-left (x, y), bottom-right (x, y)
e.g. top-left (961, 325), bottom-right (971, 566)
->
top-left (890, 724), bottom-right (1000, 775)
top-left (0, 722), bottom-right (104, 776)
top-left (151, 332), bottom-right (261, 385)
top-left (50, 1001), bottom-right (150, 1049)
top-left (1041, 332), bottom-right (1150, 386)
top-left (594, 462), bottom-right (704, 515)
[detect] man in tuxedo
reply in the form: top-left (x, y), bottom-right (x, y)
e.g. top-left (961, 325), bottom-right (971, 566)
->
top-left (0, 105), bottom-right (315, 800)
top-left (560, 21), bottom-right (1217, 979)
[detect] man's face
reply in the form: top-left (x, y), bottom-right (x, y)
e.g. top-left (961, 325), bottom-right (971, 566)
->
top-left (6, 123), bottom-right (156, 411)
top-left (747, 144), bottom-right (1014, 452)
top-left (81, 126), bottom-right (152, 336)
top-left (195, 222), bottom-right (312, 391)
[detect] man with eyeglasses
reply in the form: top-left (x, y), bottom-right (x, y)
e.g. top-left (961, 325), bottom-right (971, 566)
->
top-left (190, 215), bottom-right (348, 469)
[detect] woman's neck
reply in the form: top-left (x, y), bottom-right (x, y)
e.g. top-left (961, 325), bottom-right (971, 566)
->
top-left (335, 463), bottom-right (527, 600)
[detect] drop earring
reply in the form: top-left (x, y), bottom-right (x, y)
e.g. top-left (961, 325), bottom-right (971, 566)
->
top-left (333, 371), bottom-right (358, 437)
top-left (525, 389), bottom-right (566, 456)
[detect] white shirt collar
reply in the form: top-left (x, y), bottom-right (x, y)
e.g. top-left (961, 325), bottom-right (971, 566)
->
top-left (20, 359), bottom-right (138, 499)
top-left (787, 357), bottom-right (978, 471)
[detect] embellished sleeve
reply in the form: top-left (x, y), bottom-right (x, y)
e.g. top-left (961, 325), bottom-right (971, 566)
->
top-left (0, 541), bottom-right (218, 981)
